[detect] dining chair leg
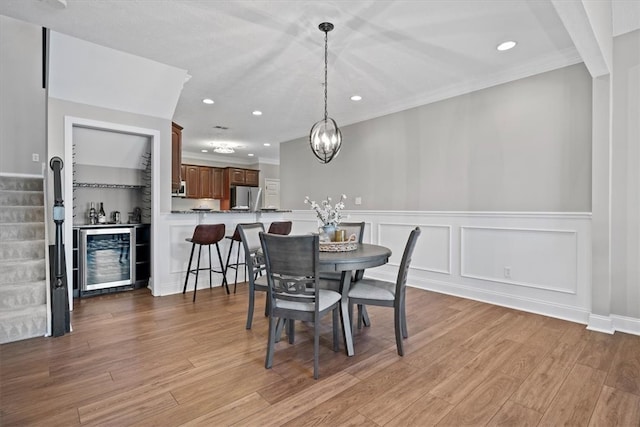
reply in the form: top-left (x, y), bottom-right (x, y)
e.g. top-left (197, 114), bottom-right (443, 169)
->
top-left (193, 245), bottom-right (202, 302)
top-left (332, 307), bottom-right (339, 352)
top-left (348, 302), bottom-right (354, 332)
top-left (246, 281), bottom-right (255, 329)
top-left (285, 319), bottom-right (295, 344)
top-left (182, 243), bottom-right (195, 294)
top-left (361, 305), bottom-right (371, 327)
top-left (357, 304), bottom-right (363, 330)
top-left (313, 320), bottom-right (320, 379)
top-left (275, 317), bottom-right (286, 343)
top-left (265, 315), bottom-right (277, 369)
top-left (394, 304), bottom-right (404, 356)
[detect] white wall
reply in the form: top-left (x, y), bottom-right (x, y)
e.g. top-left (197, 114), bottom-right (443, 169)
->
top-left (281, 63), bottom-right (592, 213)
top-left (611, 29), bottom-right (640, 321)
top-left (0, 15), bottom-right (45, 175)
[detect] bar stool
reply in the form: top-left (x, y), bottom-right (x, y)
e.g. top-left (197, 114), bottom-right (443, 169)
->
top-left (267, 221), bottom-right (292, 235)
top-left (183, 223), bottom-right (229, 302)
top-left (224, 224), bottom-right (250, 294)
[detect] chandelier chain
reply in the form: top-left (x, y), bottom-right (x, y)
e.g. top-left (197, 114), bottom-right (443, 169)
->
top-left (323, 30), bottom-right (328, 121)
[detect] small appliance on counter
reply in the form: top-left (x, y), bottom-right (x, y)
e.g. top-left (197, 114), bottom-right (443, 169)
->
top-left (129, 207), bottom-right (142, 224)
top-left (111, 211), bottom-right (121, 224)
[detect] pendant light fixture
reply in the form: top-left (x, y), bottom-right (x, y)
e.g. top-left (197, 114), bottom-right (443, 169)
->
top-left (309, 22), bottom-right (342, 164)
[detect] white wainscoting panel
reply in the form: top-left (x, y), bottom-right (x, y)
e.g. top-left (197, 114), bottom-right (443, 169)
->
top-left (460, 226), bottom-right (577, 294)
top-left (379, 223), bottom-right (451, 274)
top-left (290, 210), bottom-right (593, 325)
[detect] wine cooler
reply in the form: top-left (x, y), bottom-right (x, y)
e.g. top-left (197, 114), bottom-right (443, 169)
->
top-left (79, 228), bottom-right (135, 291)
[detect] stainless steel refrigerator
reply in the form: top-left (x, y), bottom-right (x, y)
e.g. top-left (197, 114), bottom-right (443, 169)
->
top-left (230, 186), bottom-right (262, 211)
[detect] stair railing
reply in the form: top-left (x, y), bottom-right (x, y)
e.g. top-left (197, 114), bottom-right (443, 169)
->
top-left (49, 156), bottom-right (70, 336)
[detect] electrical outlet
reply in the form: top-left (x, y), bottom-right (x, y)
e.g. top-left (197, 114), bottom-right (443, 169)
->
top-left (32, 153), bottom-right (39, 162)
top-left (354, 196), bottom-right (362, 205)
top-left (504, 267), bottom-right (511, 279)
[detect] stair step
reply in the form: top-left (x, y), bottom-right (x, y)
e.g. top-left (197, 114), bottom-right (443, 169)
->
top-left (0, 240), bottom-right (46, 261)
top-left (0, 304), bottom-right (47, 344)
top-left (0, 206), bottom-right (44, 223)
top-left (0, 259), bottom-right (46, 285)
top-left (0, 281), bottom-right (46, 309)
top-left (0, 223), bottom-right (45, 241)
top-left (0, 176), bottom-right (43, 192)
top-left (0, 190), bottom-right (44, 207)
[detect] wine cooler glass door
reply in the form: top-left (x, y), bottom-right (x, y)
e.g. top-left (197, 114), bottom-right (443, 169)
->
top-left (80, 228), bottom-right (135, 291)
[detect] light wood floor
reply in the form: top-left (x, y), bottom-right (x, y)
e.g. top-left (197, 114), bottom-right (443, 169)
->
top-left (2, 285), bottom-right (640, 426)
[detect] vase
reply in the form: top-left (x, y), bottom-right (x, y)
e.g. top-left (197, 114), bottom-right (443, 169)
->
top-left (320, 224), bottom-right (336, 241)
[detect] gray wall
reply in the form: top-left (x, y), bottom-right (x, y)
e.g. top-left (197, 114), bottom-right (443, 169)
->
top-left (611, 29), bottom-right (640, 319)
top-left (0, 15), bottom-right (45, 175)
top-left (281, 63), bottom-right (592, 212)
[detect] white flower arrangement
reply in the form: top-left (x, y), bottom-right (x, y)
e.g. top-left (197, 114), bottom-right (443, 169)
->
top-left (304, 194), bottom-right (347, 226)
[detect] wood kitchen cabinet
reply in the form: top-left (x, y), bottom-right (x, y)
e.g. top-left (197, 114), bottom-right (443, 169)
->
top-left (185, 165), bottom-right (200, 198)
top-left (212, 167), bottom-right (224, 199)
top-left (171, 122), bottom-right (183, 192)
top-left (199, 167), bottom-right (213, 199)
top-left (228, 168), bottom-right (246, 185)
top-left (245, 169), bottom-right (259, 186)
top-left (226, 167), bottom-right (260, 186)
top-left (182, 164), bottom-right (224, 199)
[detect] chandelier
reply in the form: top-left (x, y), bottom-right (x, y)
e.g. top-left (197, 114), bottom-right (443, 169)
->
top-left (309, 22), bottom-right (342, 164)
top-left (212, 143), bottom-right (234, 154)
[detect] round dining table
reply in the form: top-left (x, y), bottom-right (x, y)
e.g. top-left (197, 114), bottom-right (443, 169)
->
top-left (319, 243), bottom-right (392, 356)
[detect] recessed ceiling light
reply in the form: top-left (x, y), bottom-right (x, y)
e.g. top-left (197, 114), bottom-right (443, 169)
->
top-left (350, 95), bottom-right (362, 101)
top-left (202, 98), bottom-right (214, 104)
top-left (248, 153), bottom-right (254, 157)
top-left (252, 110), bottom-right (262, 116)
top-left (497, 41), bottom-right (517, 51)
top-left (264, 143), bottom-right (271, 147)
top-left (201, 149), bottom-right (208, 153)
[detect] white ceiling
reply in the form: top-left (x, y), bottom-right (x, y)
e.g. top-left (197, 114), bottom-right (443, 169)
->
top-left (0, 1), bottom-right (638, 164)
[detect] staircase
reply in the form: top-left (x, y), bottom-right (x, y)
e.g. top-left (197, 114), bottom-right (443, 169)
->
top-left (0, 176), bottom-right (48, 344)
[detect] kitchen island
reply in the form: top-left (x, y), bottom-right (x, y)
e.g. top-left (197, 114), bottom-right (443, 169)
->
top-left (153, 210), bottom-right (292, 296)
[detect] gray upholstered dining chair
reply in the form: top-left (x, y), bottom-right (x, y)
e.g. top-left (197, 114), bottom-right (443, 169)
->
top-left (348, 227), bottom-right (421, 356)
top-left (320, 221), bottom-right (366, 286)
top-left (259, 232), bottom-right (341, 379)
top-left (319, 222), bottom-right (372, 327)
top-left (237, 223), bottom-right (269, 329)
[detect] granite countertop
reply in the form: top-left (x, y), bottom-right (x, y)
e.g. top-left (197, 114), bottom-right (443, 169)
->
top-left (169, 209), bottom-right (291, 214)
top-left (73, 223), bottom-right (149, 228)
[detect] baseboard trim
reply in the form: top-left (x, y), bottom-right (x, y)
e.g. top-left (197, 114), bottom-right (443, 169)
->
top-left (407, 277), bottom-right (590, 325)
top-left (612, 314), bottom-right (640, 336)
top-left (586, 314), bottom-right (615, 334)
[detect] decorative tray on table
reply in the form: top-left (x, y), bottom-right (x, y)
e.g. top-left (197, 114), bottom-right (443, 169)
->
top-left (319, 241), bottom-right (358, 252)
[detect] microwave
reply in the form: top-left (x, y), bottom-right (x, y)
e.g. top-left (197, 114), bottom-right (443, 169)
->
top-left (174, 180), bottom-right (186, 197)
